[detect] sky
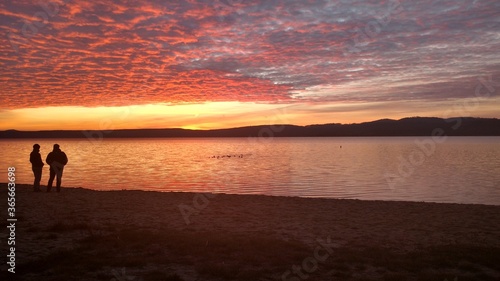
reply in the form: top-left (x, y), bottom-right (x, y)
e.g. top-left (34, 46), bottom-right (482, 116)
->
top-left (0, 0), bottom-right (499, 130)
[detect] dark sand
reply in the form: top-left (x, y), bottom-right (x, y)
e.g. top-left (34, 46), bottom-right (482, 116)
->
top-left (1, 183), bottom-right (499, 281)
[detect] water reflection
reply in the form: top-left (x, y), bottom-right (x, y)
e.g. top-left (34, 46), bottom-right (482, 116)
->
top-left (1, 137), bottom-right (499, 205)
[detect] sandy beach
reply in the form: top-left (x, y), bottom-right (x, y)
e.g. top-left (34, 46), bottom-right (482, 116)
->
top-left (1, 183), bottom-right (499, 281)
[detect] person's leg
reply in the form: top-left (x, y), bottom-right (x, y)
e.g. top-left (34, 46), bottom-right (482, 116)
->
top-left (47, 167), bottom-right (55, 192)
top-left (33, 167), bottom-right (42, 191)
top-left (32, 167), bottom-right (38, 191)
top-left (56, 167), bottom-right (64, 192)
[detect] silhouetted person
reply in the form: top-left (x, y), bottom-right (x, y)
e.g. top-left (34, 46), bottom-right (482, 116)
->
top-left (30, 144), bottom-right (44, 192)
top-left (46, 144), bottom-right (68, 192)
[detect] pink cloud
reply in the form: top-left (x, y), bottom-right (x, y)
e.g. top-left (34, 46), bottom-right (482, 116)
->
top-left (0, 0), bottom-right (499, 112)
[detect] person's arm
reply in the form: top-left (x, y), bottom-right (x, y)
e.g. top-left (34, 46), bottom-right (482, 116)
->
top-left (62, 152), bottom-right (68, 165)
top-left (37, 154), bottom-right (44, 166)
top-left (46, 153), bottom-right (52, 165)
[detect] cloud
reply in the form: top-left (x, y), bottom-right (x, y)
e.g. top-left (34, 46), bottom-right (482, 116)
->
top-left (0, 0), bottom-right (499, 110)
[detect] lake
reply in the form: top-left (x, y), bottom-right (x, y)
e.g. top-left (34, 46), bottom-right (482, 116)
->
top-left (1, 137), bottom-right (499, 205)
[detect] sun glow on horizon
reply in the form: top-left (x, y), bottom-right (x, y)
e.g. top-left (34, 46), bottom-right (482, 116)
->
top-left (1, 102), bottom-right (290, 131)
top-left (3, 97), bottom-right (499, 131)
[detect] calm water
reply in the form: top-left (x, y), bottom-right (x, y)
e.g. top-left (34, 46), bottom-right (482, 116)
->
top-left (1, 137), bottom-right (499, 205)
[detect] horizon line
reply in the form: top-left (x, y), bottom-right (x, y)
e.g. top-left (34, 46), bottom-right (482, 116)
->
top-left (3, 116), bottom-right (499, 132)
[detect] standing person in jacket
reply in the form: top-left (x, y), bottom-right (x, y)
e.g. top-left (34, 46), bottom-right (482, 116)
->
top-left (30, 144), bottom-right (44, 192)
top-left (46, 144), bottom-right (68, 192)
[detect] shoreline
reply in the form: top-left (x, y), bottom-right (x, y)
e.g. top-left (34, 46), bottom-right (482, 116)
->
top-left (1, 183), bottom-right (499, 280)
top-left (2, 182), bottom-right (498, 207)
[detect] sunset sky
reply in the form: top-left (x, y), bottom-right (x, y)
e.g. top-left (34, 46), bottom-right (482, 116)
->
top-left (1, 0), bottom-right (499, 131)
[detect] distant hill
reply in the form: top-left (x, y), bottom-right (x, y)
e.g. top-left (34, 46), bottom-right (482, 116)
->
top-left (1, 117), bottom-right (499, 138)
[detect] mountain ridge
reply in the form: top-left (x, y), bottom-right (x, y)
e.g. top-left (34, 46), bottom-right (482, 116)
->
top-left (1, 117), bottom-right (499, 138)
